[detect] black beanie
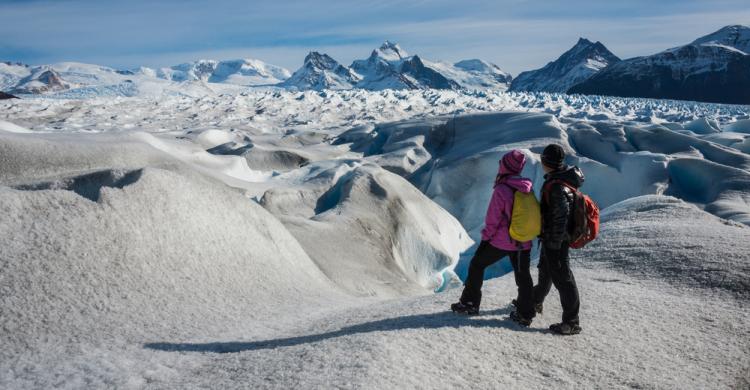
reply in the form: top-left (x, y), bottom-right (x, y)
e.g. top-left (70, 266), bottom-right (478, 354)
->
top-left (541, 144), bottom-right (565, 169)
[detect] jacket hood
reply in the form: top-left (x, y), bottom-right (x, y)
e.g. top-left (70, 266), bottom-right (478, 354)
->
top-left (501, 175), bottom-right (534, 193)
top-left (499, 150), bottom-right (526, 176)
top-left (545, 165), bottom-right (585, 188)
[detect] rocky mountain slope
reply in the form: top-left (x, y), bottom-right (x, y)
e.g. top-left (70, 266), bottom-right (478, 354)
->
top-left (569, 25), bottom-right (750, 104)
top-left (510, 38), bottom-right (620, 93)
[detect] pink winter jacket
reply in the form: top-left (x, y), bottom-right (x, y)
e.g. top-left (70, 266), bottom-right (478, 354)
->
top-left (480, 175), bottom-right (534, 251)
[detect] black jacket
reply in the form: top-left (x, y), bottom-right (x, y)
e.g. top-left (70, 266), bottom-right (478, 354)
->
top-left (541, 165), bottom-right (585, 249)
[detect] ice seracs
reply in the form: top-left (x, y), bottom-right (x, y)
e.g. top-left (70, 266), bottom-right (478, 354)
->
top-left (510, 38), bottom-right (620, 93)
top-left (569, 25), bottom-right (750, 104)
top-left (0, 83), bottom-right (749, 388)
top-left (260, 160), bottom-right (472, 296)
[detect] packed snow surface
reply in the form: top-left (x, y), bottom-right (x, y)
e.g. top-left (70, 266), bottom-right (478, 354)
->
top-left (1, 88), bottom-right (749, 388)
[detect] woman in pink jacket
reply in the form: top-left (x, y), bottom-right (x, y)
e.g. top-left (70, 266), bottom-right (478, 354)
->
top-left (451, 149), bottom-right (536, 326)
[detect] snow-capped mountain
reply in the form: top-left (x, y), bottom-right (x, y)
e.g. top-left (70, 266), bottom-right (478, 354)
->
top-left (421, 58), bottom-right (512, 91)
top-left (279, 41), bottom-right (512, 91)
top-left (44, 62), bottom-right (142, 88)
top-left (0, 61), bottom-right (32, 91)
top-left (9, 66), bottom-right (74, 94)
top-left (691, 24), bottom-right (750, 54)
top-left (2, 85), bottom-right (749, 387)
top-left (0, 58), bottom-right (291, 96)
top-left (510, 38), bottom-right (620, 93)
top-left (454, 59), bottom-right (512, 87)
top-left (279, 52), bottom-right (360, 90)
top-left (3, 62), bottom-right (156, 96)
top-left (350, 41), bottom-right (461, 90)
top-left (144, 58), bottom-right (290, 86)
top-left (2, 42), bottom-right (511, 95)
top-left (569, 25), bottom-right (750, 104)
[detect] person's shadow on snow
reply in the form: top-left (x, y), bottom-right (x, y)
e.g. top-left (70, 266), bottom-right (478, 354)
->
top-left (145, 305), bottom-right (547, 354)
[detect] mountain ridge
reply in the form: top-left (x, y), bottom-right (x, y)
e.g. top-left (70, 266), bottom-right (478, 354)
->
top-left (509, 37), bottom-right (620, 93)
top-left (569, 25), bottom-right (750, 104)
top-left (3, 25), bottom-right (748, 104)
top-left (282, 41), bottom-right (511, 91)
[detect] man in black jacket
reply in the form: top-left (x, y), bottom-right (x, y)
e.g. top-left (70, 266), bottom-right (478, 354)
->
top-left (534, 144), bottom-right (583, 335)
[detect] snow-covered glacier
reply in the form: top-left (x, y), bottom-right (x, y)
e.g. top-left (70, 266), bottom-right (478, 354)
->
top-left (1, 88), bottom-right (749, 388)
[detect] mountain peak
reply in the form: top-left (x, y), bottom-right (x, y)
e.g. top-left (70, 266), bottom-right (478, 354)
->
top-left (454, 59), bottom-right (493, 72)
top-left (709, 24), bottom-right (750, 34)
top-left (350, 44), bottom-right (506, 91)
top-left (572, 37), bottom-right (611, 53)
top-left (691, 24), bottom-right (750, 54)
top-left (569, 24), bottom-right (750, 104)
top-left (509, 38), bottom-right (619, 93)
top-left (281, 51), bottom-right (358, 90)
top-left (374, 41), bottom-right (408, 61)
top-left (2, 61), bottom-right (29, 68)
top-left (561, 38), bottom-right (619, 63)
top-left (304, 51), bottom-right (338, 69)
top-left (145, 57), bottom-right (290, 86)
top-left (10, 66), bottom-right (72, 94)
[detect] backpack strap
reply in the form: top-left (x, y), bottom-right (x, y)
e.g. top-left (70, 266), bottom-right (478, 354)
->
top-left (500, 183), bottom-right (516, 221)
top-left (499, 182), bottom-right (522, 249)
top-left (542, 179), bottom-right (578, 203)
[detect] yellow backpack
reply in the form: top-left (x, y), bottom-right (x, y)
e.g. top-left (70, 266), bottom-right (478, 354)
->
top-left (509, 191), bottom-right (542, 242)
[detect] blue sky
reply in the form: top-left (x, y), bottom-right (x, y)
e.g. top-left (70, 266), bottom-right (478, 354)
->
top-left (1, 0), bottom-right (749, 75)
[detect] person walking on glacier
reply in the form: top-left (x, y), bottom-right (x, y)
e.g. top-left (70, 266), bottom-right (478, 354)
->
top-left (533, 144), bottom-right (584, 335)
top-left (451, 150), bottom-right (538, 326)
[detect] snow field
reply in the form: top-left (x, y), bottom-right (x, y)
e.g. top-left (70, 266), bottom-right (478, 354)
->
top-left (0, 126), bottom-right (473, 387)
top-left (1, 88), bottom-right (749, 388)
top-left (0, 164), bottom-right (352, 387)
top-left (260, 160), bottom-right (473, 296)
top-left (579, 195), bottom-right (750, 293)
top-left (138, 195), bottom-right (749, 389)
top-left (142, 266), bottom-right (749, 389)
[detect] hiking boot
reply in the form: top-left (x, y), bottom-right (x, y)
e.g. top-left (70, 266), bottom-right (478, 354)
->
top-left (509, 310), bottom-right (532, 327)
top-left (549, 322), bottom-right (582, 335)
top-left (450, 301), bottom-right (479, 315)
top-left (511, 299), bottom-right (543, 314)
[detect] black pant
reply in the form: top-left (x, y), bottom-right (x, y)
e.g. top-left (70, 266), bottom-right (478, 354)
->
top-left (460, 241), bottom-right (535, 319)
top-left (533, 244), bottom-right (580, 325)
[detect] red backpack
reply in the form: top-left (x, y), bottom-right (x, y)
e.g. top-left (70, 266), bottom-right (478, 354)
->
top-left (543, 180), bottom-right (600, 249)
